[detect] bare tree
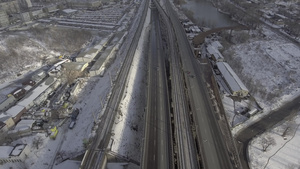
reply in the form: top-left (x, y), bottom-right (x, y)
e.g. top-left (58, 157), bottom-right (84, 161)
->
top-left (259, 135), bottom-right (276, 152)
top-left (60, 69), bottom-right (83, 86)
top-left (32, 136), bottom-right (44, 149)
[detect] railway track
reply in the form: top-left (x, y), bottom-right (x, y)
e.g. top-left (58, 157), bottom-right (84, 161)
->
top-left (79, 0), bottom-right (150, 168)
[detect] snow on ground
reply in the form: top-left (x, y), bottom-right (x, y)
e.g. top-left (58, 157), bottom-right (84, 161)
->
top-left (0, 2), bottom-right (145, 169)
top-left (0, 27), bottom-right (94, 84)
top-left (225, 26), bottom-right (300, 110)
top-left (248, 111), bottom-right (300, 169)
top-left (3, 72), bottom-right (112, 169)
top-left (222, 94), bottom-right (249, 127)
top-left (110, 3), bottom-right (150, 164)
top-left (1, 40), bottom-right (122, 169)
top-left (221, 26), bottom-right (300, 134)
top-left (219, 24), bottom-right (300, 169)
top-left (53, 160), bottom-right (81, 169)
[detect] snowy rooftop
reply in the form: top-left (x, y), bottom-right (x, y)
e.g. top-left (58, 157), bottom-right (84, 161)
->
top-left (211, 41), bottom-right (223, 49)
top-left (18, 77), bottom-right (56, 108)
top-left (6, 105), bottom-right (25, 117)
top-left (14, 119), bottom-right (35, 130)
top-left (84, 48), bottom-right (99, 59)
top-left (0, 146), bottom-right (14, 158)
top-left (62, 62), bottom-right (88, 71)
top-left (90, 46), bottom-right (113, 71)
top-left (207, 45), bottom-right (224, 60)
top-left (216, 62), bottom-right (248, 92)
top-left (10, 144), bottom-right (26, 156)
top-left (0, 113), bottom-right (11, 122)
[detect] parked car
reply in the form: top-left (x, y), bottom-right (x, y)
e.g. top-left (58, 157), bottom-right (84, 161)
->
top-left (71, 108), bottom-right (79, 121)
top-left (69, 121), bottom-right (76, 129)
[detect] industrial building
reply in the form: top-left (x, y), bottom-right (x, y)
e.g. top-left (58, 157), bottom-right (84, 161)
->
top-left (216, 62), bottom-right (249, 98)
top-left (207, 45), bottom-right (224, 62)
top-left (6, 105), bottom-right (27, 123)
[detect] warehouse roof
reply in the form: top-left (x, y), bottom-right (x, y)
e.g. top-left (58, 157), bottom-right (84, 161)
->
top-left (18, 77), bottom-right (55, 108)
top-left (207, 45), bottom-right (224, 61)
top-left (6, 105), bottom-right (25, 117)
top-left (216, 62), bottom-right (248, 92)
top-left (62, 62), bottom-right (89, 72)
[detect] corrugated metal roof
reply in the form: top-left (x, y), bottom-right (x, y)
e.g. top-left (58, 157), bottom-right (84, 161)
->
top-left (217, 62), bottom-right (248, 92)
top-left (6, 105), bottom-right (25, 117)
top-left (207, 45), bottom-right (224, 61)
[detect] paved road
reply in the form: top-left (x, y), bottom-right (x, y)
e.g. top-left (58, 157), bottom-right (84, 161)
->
top-left (236, 95), bottom-right (300, 169)
top-left (142, 5), bottom-right (172, 169)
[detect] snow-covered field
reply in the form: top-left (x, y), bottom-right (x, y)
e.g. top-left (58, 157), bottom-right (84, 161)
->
top-left (221, 23), bottom-right (300, 169)
top-left (0, 27), bottom-right (95, 84)
top-left (110, 6), bottom-right (150, 164)
top-left (223, 26), bottom-right (300, 113)
top-left (220, 26), bottom-right (300, 134)
top-left (106, 2), bottom-right (149, 169)
top-left (249, 112), bottom-right (300, 169)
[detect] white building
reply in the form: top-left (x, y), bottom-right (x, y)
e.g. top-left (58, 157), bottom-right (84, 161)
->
top-left (18, 77), bottom-right (56, 109)
top-left (0, 144), bottom-right (29, 165)
top-left (216, 62), bottom-right (249, 98)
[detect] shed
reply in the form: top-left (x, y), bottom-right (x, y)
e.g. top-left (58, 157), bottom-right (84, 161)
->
top-left (0, 144), bottom-right (29, 164)
top-left (0, 113), bottom-right (15, 130)
top-left (216, 62), bottom-right (249, 98)
top-left (6, 105), bottom-right (26, 123)
top-left (0, 95), bottom-right (16, 111)
top-left (11, 88), bottom-right (26, 100)
top-left (14, 119), bottom-right (35, 130)
top-left (10, 144), bottom-right (29, 161)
